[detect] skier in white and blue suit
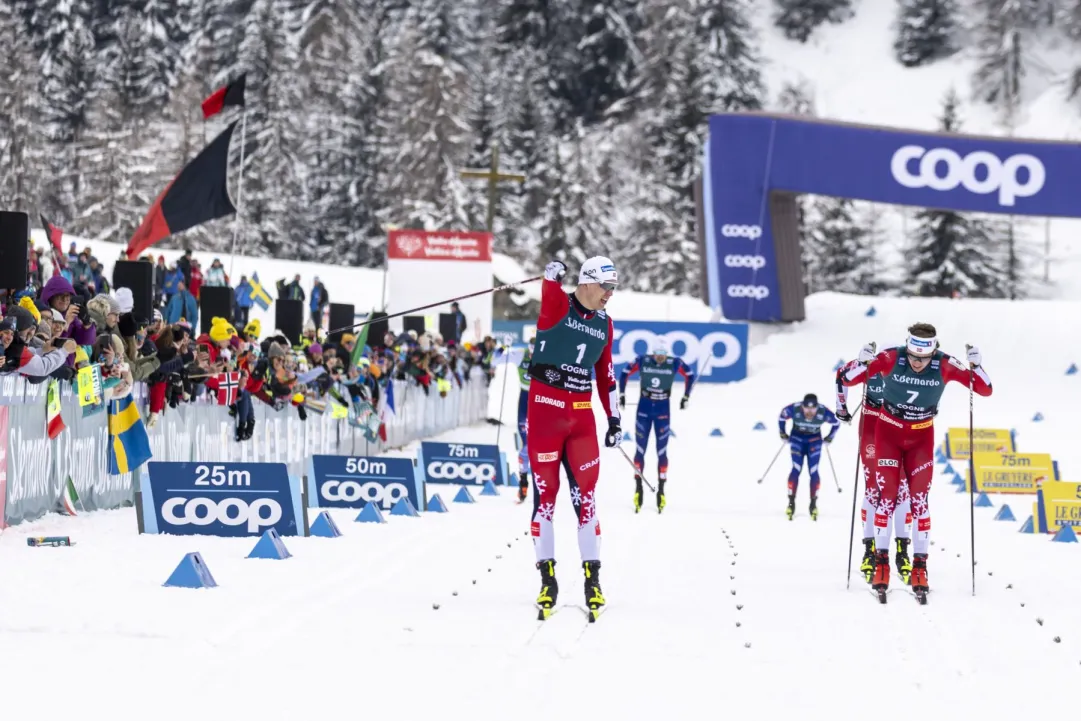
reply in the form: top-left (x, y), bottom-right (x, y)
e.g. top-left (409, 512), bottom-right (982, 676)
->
top-left (618, 341), bottom-right (694, 513)
top-left (778, 393), bottom-right (839, 521)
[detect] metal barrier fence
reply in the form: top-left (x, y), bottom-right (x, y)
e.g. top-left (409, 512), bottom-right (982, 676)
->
top-left (0, 369), bottom-right (489, 527)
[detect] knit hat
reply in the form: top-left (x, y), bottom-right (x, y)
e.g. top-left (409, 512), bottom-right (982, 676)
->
top-left (579, 256), bottom-right (618, 287)
top-left (152, 309), bottom-right (163, 324)
top-left (51, 309), bottom-right (65, 324)
top-left (309, 343), bottom-right (323, 356)
top-left (114, 287), bottom-right (134, 314)
top-left (268, 342), bottom-right (286, 359)
top-left (0, 318), bottom-right (14, 334)
top-left (244, 318), bottom-right (261, 339)
top-left (91, 293), bottom-right (120, 315)
top-left (209, 316), bottom-right (238, 343)
top-left (7, 306), bottom-right (36, 333)
top-left (18, 296), bottom-right (41, 324)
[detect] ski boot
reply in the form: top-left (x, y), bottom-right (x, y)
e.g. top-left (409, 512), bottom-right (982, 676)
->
top-left (633, 476), bottom-right (643, 513)
top-left (583, 560), bottom-right (605, 621)
top-left (910, 553), bottom-right (929, 599)
top-left (895, 537), bottom-right (912, 585)
top-left (785, 494), bottom-right (796, 521)
top-left (809, 495), bottom-right (818, 521)
top-left (871, 550), bottom-right (890, 599)
top-left (859, 538), bottom-right (876, 584)
top-left (656, 474), bottom-right (666, 514)
top-left (535, 559), bottom-right (558, 619)
top-left (517, 473), bottom-right (529, 503)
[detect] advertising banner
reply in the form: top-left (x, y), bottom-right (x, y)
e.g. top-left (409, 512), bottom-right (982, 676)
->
top-left (418, 441), bottom-right (509, 486)
top-left (944, 427), bottom-right (1016, 459)
top-left (966, 452), bottom-right (1060, 494)
top-left (307, 454), bottom-right (424, 511)
top-left (1034, 479), bottom-right (1081, 533)
top-left (612, 320), bottom-right (748, 384)
top-left (140, 462), bottom-right (304, 537)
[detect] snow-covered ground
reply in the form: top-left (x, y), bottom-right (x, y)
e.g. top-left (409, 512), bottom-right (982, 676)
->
top-left (1, 291), bottom-right (1078, 719)
top-left (754, 0), bottom-right (1081, 300)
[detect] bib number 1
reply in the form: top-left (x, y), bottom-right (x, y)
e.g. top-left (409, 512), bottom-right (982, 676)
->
top-left (575, 343), bottom-right (586, 364)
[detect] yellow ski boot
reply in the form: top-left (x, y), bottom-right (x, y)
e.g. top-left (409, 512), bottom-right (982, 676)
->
top-left (859, 538), bottom-right (876, 583)
top-left (535, 559), bottom-right (558, 620)
top-left (583, 560), bottom-right (605, 622)
top-left (896, 537), bottom-right (912, 586)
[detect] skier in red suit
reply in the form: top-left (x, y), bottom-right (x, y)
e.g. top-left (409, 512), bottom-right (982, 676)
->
top-left (528, 256), bottom-right (622, 619)
top-left (840, 322), bottom-right (992, 596)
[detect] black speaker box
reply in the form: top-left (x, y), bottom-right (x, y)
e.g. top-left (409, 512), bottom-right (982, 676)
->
top-left (200, 285), bottom-right (235, 336)
top-left (327, 303), bottom-right (355, 346)
top-left (403, 315), bottom-right (426, 336)
top-left (366, 311), bottom-right (389, 347)
top-left (112, 260), bottom-right (154, 323)
top-left (275, 298), bottom-right (304, 346)
top-left (439, 313), bottom-right (459, 344)
top-left (0, 211), bottom-right (29, 290)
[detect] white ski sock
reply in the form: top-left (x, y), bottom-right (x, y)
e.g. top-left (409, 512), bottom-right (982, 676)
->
top-left (894, 498), bottom-right (912, 540)
top-left (577, 516), bottom-right (601, 562)
top-left (861, 496), bottom-right (876, 539)
top-left (913, 515), bottom-right (930, 555)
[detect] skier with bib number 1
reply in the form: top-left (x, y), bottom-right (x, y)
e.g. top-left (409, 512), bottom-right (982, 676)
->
top-left (527, 256), bottom-right (622, 622)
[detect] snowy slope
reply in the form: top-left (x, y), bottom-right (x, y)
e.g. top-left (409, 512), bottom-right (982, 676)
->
top-left (755, 1), bottom-right (1081, 300)
top-left (1, 292), bottom-right (1078, 719)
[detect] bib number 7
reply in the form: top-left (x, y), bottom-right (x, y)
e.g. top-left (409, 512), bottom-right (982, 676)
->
top-left (906, 390), bottom-right (919, 404)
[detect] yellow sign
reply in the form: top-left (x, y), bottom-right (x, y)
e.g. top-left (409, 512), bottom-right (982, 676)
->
top-left (946, 427), bottom-right (1015, 459)
top-left (1033, 480), bottom-right (1081, 533)
top-left (967, 451), bottom-right (1058, 494)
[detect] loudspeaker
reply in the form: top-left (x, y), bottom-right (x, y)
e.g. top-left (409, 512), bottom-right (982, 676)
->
top-left (0, 211), bottom-right (29, 290)
top-left (327, 303), bottom-right (354, 346)
top-left (403, 315), bottom-right (426, 336)
top-left (439, 313), bottom-right (459, 345)
top-left (366, 311), bottom-right (389, 347)
top-left (200, 286), bottom-right (235, 336)
top-left (275, 298), bottom-right (304, 346)
top-left (112, 260), bottom-right (154, 323)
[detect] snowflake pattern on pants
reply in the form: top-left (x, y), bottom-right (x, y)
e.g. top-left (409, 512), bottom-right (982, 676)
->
top-left (910, 489), bottom-right (929, 519)
top-left (534, 475), bottom-right (547, 494)
top-left (897, 476), bottom-right (911, 505)
top-left (876, 495), bottom-right (896, 522)
top-left (570, 485), bottom-right (582, 507)
top-left (577, 489), bottom-right (596, 528)
top-left (536, 501), bottom-right (555, 521)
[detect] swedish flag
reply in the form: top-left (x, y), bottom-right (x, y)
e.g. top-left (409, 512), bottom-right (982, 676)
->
top-left (107, 394), bottom-right (153, 475)
top-left (250, 272), bottom-right (273, 311)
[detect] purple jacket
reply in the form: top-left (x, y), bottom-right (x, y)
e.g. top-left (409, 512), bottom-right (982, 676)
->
top-left (40, 275), bottom-right (97, 350)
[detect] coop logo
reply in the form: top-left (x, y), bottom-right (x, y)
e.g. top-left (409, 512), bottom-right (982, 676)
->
top-left (161, 497), bottom-right (282, 534)
top-left (890, 145), bottom-right (1046, 207)
top-left (613, 327), bottom-right (742, 377)
top-left (427, 461), bottom-right (497, 482)
top-left (726, 285), bottom-right (770, 300)
top-left (320, 480), bottom-right (408, 508)
top-left (721, 224), bottom-right (762, 239)
top-left (724, 254), bottom-right (766, 270)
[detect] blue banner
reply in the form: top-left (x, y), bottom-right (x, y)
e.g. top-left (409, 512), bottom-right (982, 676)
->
top-left (140, 462), bottom-right (303, 537)
top-left (704, 113), bottom-right (1081, 320)
top-left (612, 321), bottom-right (747, 384)
top-left (418, 442), bottom-right (509, 486)
top-left (307, 455), bottom-right (424, 511)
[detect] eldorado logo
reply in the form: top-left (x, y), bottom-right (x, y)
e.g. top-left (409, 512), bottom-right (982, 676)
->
top-left (890, 145), bottom-right (1045, 206)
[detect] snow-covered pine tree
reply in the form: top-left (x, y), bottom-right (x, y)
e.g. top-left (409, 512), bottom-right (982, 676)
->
top-left (776, 78), bottom-right (816, 115)
top-left (893, 0), bottom-right (959, 67)
top-left (0, 0), bottom-right (44, 215)
top-left (904, 88), bottom-right (1009, 298)
top-left (971, 0), bottom-right (1035, 127)
top-left (694, 0), bottom-right (765, 113)
top-left (802, 196), bottom-right (875, 294)
top-left (772, 0), bottom-right (854, 43)
top-left (564, 0), bottom-right (642, 126)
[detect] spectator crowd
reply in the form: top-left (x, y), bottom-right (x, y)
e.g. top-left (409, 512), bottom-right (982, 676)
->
top-left (6, 241), bottom-right (507, 444)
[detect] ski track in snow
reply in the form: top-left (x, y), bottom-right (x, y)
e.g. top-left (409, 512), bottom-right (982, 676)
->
top-left (1, 292), bottom-right (1079, 719)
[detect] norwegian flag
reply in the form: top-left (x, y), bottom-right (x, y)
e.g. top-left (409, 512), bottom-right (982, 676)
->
top-left (215, 372), bottom-right (241, 406)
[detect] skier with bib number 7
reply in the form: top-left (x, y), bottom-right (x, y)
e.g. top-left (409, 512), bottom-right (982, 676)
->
top-left (527, 257), bottom-right (622, 621)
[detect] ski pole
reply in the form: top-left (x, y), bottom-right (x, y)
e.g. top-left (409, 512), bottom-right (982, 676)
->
top-left (493, 345), bottom-right (512, 447)
top-left (615, 444), bottom-right (656, 493)
top-left (755, 441), bottom-right (787, 484)
top-left (326, 275), bottom-right (542, 337)
top-left (825, 445), bottom-right (843, 493)
top-left (845, 345), bottom-right (874, 591)
top-left (967, 344), bottom-right (976, 597)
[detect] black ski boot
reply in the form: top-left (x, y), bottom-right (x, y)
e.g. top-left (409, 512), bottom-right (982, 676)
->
top-left (895, 537), bottom-right (912, 585)
top-left (786, 494), bottom-right (796, 520)
top-left (859, 538), bottom-right (876, 584)
top-left (809, 495), bottom-right (818, 521)
top-left (656, 475), bottom-right (666, 514)
top-left (517, 473), bottom-right (529, 503)
top-left (583, 560), bottom-right (605, 621)
top-left (536, 559), bottom-right (558, 619)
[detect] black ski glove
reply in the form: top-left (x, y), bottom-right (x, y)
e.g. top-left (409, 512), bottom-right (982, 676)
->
top-left (779, 430), bottom-right (789, 441)
top-left (836, 408), bottom-right (852, 424)
top-left (604, 417), bottom-right (622, 448)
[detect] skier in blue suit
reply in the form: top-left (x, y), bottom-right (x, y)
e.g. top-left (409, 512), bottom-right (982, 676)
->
top-left (618, 341), bottom-right (694, 513)
top-left (778, 393), bottom-right (839, 521)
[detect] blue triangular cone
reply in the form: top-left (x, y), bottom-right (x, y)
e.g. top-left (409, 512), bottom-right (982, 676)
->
top-left (710, 428), bottom-right (723, 437)
top-left (247, 528), bottom-right (292, 560)
top-left (1066, 363), bottom-right (1077, 376)
top-left (453, 486), bottom-right (476, 504)
top-left (1052, 525), bottom-right (1078, 542)
top-left (389, 497), bottom-right (420, 517)
top-left (163, 552), bottom-right (217, 589)
top-left (356, 502), bottom-right (387, 524)
top-left (974, 492), bottom-right (993, 507)
top-left (865, 306), bottom-right (876, 317)
top-left (994, 504), bottom-right (1016, 521)
top-left (1019, 516), bottom-right (1034, 533)
top-left (426, 494), bottom-right (448, 513)
top-left (951, 473), bottom-right (965, 487)
top-left (480, 480), bottom-right (500, 496)
top-left (753, 421), bottom-right (766, 431)
top-left (1033, 412), bottom-right (1044, 422)
top-left (622, 431), bottom-right (632, 441)
top-left (943, 462), bottom-right (956, 476)
top-left (310, 511), bottom-right (342, 538)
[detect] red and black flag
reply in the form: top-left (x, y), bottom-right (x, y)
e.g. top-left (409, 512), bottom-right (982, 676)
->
top-left (39, 214), bottom-right (63, 253)
top-left (201, 75), bottom-right (246, 120)
top-left (126, 120), bottom-right (240, 259)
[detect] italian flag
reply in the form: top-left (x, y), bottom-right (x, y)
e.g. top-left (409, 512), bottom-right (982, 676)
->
top-left (60, 477), bottom-right (80, 516)
top-left (46, 379), bottom-right (66, 440)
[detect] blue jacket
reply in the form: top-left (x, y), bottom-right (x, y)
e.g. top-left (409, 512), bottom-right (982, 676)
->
top-left (779, 403), bottom-right (838, 442)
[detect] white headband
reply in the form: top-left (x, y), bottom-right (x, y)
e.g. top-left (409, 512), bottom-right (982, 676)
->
top-left (906, 335), bottom-right (937, 357)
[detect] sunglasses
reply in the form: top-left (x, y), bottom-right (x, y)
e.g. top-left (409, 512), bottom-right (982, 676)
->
top-left (599, 282), bottom-right (618, 292)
